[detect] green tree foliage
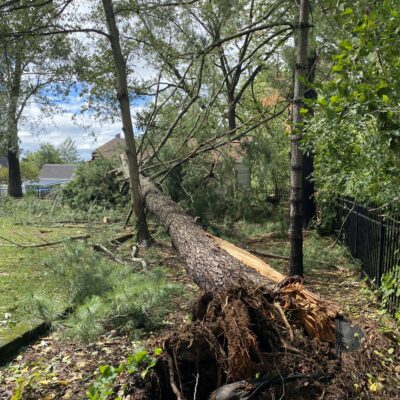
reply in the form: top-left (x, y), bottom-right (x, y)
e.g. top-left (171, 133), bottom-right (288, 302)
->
top-left (24, 138), bottom-right (80, 170)
top-left (0, 2), bottom-right (73, 196)
top-left (307, 0), bottom-right (400, 211)
top-left (25, 143), bottom-right (62, 167)
top-left (62, 158), bottom-right (128, 212)
top-left (58, 137), bottom-right (80, 163)
top-left (0, 160), bottom-right (39, 183)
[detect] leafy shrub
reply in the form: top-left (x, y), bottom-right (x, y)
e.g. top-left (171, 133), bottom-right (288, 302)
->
top-left (62, 158), bottom-right (128, 212)
top-left (315, 195), bottom-right (338, 236)
top-left (87, 347), bottom-right (162, 400)
top-left (379, 265), bottom-right (400, 323)
top-left (360, 266), bottom-right (400, 324)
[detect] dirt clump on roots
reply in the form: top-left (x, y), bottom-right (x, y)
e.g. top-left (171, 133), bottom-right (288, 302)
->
top-left (122, 286), bottom-right (349, 400)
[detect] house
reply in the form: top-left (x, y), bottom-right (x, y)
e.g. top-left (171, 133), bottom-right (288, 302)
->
top-left (91, 134), bottom-right (125, 160)
top-left (24, 164), bottom-right (78, 196)
top-left (193, 139), bottom-right (251, 189)
top-left (215, 140), bottom-right (251, 188)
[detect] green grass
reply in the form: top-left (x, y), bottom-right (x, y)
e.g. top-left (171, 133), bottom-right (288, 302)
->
top-left (0, 195), bottom-right (188, 345)
top-left (0, 216), bottom-right (88, 344)
top-left (0, 195), bottom-right (124, 345)
top-left (217, 218), bottom-right (360, 277)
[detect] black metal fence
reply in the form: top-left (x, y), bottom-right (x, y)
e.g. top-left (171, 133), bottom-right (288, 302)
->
top-left (337, 197), bottom-right (400, 312)
top-left (0, 187), bottom-right (56, 199)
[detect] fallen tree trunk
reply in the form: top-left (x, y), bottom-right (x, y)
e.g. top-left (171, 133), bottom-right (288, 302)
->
top-left (140, 176), bottom-right (276, 293)
top-left (119, 160), bottom-right (340, 337)
top-left (139, 176), bottom-right (339, 342)
top-left (112, 170), bottom-right (365, 399)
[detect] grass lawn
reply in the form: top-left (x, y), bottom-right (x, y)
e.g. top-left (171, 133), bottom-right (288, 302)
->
top-left (0, 215), bottom-right (398, 399)
top-left (0, 216), bottom-right (88, 345)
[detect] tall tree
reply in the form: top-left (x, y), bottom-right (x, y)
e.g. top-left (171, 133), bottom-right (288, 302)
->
top-left (289, 0), bottom-right (310, 276)
top-left (302, 50), bottom-right (317, 227)
top-left (5, 45), bottom-right (23, 197)
top-left (0, 2), bottom-right (72, 197)
top-left (101, 0), bottom-right (153, 244)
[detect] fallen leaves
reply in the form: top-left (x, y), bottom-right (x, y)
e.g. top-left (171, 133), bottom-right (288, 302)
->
top-left (0, 331), bottom-right (134, 399)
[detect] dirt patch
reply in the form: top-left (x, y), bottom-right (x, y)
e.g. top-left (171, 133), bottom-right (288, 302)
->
top-left (0, 331), bottom-right (133, 399)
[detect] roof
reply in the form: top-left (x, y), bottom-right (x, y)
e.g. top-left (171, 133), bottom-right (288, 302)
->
top-left (92, 134), bottom-right (125, 159)
top-left (39, 164), bottom-right (77, 181)
top-left (24, 179), bottom-right (70, 187)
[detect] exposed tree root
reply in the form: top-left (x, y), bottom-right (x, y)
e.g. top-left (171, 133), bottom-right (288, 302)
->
top-left (121, 287), bottom-right (343, 400)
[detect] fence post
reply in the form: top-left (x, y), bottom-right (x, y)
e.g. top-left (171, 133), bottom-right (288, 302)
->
top-left (354, 204), bottom-right (359, 258)
top-left (377, 220), bottom-right (385, 284)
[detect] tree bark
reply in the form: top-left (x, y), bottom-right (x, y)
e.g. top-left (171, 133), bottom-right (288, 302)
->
top-left (302, 51), bottom-right (317, 227)
top-left (7, 150), bottom-right (22, 197)
top-left (227, 91), bottom-right (236, 132)
top-left (289, 0), bottom-right (310, 276)
top-left (140, 176), bottom-right (275, 292)
top-left (7, 52), bottom-right (23, 198)
top-left (101, 0), bottom-right (153, 244)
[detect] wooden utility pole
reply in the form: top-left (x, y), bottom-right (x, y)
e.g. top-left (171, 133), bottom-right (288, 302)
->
top-left (289, 0), bottom-right (310, 276)
top-left (101, 0), bottom-right (153, 244)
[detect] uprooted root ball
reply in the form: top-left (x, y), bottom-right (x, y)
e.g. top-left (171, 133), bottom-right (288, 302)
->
top-left (123, 287), bottom-right (345, 399)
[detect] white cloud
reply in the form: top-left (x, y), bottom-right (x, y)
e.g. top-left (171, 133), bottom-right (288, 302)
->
top-left (16, 0), bottom-right (157, 160)
top-left (19, 96), bottom-right (145, 160)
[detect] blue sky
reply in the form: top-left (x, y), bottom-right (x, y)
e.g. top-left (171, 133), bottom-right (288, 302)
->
top-left (19, 90), bottom-right (149, 160)
top-left (17, 1), bottom-right (156, 161)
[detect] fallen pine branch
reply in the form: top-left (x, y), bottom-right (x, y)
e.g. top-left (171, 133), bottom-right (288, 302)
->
top-left (247, 247), bottom-right (290, 261)
top-left (93, 241), bottom-right (147, 269)
top-left (93, 243), bottom-right (127, 265)
top-left (108, 233), bottom-right (134, 246)
top-left (130, 245), bottom-right (147, 270)
top-left (0, 234), bottom-right (90, 248)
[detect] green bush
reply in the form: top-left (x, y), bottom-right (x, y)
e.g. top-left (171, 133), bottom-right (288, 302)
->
top-left (164, 157), bottom-right (277, 225)
top-left (62, 158), bottom-right (128, 212)
top-left (87, 347), bottom-right (162, 400)
top-left (379, 265), bottom-right (400, 323)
